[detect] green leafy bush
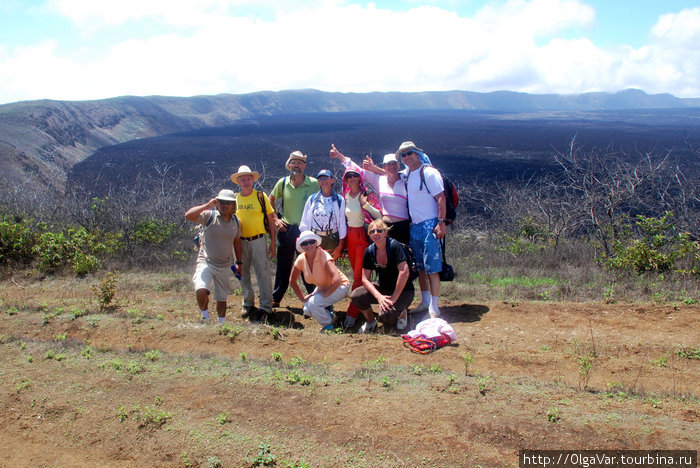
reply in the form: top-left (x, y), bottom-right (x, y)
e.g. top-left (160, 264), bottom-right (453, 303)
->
top-left (0, 214), bottom-right (37, 264)
top-left (33, 225), bottom-right (122, 275)
top-left (131, 219), bottom-right (176, 246)
top-left (497, 217), bottom-right (553, 255)
top-left (601, 212), bottom-right (698, 275)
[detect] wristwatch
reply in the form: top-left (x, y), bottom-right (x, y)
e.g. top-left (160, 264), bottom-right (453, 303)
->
top-left (438, 219), bottom-right (445, 224)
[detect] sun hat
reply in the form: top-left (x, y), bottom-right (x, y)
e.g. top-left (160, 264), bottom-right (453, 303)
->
top-left (316, 169), bottom-right (333, 179)
top-left (230, 165), bottom-right (260, 184)
top-left (394, 141), bottom-right (423, 161)
top-left (296, 230), bottom-right (322, 253)
top-left (383, 153), bottom-right (399, 165)
top-left (215, 189), bottom-right (237, 202)
top-left (285, 150), bottom-right (308, 170)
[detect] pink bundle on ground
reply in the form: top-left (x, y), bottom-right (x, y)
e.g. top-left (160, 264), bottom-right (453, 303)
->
top-left (401, 318), bottom-right (457, 354)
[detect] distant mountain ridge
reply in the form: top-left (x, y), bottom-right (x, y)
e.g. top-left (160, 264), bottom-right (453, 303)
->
top-left (0, 88), bottom-right (697, 192)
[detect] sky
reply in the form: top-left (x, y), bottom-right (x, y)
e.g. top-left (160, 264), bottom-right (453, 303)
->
top-left (0, 0), bottom-right (698, 105)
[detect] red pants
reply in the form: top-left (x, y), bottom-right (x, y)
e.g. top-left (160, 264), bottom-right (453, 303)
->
top-left (346, 226), bottom-right (369, 318)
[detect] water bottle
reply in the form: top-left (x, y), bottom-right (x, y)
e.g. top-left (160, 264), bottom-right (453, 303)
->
top-left (231, 263), bottom-right (242, 281)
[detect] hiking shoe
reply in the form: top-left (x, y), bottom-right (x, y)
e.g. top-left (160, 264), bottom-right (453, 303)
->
top-left (258, 310), bottom-right (270, 323)
top-left (241, 306), bottom-right (256, 319)
top-left (320, 324), bottom-right (335, 334)
top-left (359, 319), bottom-right (377, 334)
top-left (343, 315), bottom-right (356, 329)
top-left (411, 303), bottom-right (429, 315)
top-left (396, 310), bottom-right (408, 330)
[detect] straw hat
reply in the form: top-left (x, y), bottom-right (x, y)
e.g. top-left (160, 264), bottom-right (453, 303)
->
top-left (230, 165), bottom-right (260, 184)
top-left (394, 141), bottom-right (423, 161)
top-left (285, 150), bottom-right (308, 170)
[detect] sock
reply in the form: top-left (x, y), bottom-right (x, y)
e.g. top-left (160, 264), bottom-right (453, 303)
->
top-left (421, 291), bottom-right (431, 305)
top-left (429, 296), bottom-right (439, 312)
top-left (201, 309), bottom-right (209, 320)
top-left (218, 316), bottom-right (226, 323)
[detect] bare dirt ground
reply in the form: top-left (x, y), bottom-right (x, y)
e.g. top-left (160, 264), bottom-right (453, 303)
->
top-left (0, 272), bottom-right (698, 467)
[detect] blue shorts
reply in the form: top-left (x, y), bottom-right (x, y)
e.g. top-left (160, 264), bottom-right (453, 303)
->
top-left (409, 218), bottom-right (442, 275)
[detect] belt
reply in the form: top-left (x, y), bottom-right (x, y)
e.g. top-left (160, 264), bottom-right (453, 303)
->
top-left (241, 233), bottom-right (265, 241)
top-left (313, 229), bottom-right (338, 236)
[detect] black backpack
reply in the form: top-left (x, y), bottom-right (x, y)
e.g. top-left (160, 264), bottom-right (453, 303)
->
top-left (397, 240), bottom-right (420, 282)
top-left (256, 190), bottom-right (270, 233)
top-left (369, 239), bottom-right (418, 282)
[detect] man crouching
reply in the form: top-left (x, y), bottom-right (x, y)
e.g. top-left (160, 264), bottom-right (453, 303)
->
top-left (185, 189), bottom-right (242, 323)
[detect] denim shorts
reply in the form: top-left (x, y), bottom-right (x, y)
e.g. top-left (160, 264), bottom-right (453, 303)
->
top-left (409, 218), bottom-right (442, 274)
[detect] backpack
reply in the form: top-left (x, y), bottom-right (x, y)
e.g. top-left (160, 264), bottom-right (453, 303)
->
top-left (368, 239), bottom-right (419, 283)
top-left (256, 190), bottom-right (270, 233)
top-left (405, 166), bottom-right (459, 225)
top-left (193, 210), bottom-right (240, 251)
top-left (193, 210), bottom-right (216, 251)
top-left (309, 190), bottom-right (343, 232)
top-left (311, 190), bottom-right (343, 211)
top-left (395, 239), bottom-right (420, 282)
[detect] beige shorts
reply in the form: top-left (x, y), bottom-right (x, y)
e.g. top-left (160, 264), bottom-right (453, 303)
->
top-left (192, 261), bottom-right (231, 302)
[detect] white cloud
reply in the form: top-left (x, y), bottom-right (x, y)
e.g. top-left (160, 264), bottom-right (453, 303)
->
top-left (0, 1), bottom-right (698, 103)
top-left (652, 7), bottom-right (700, 45)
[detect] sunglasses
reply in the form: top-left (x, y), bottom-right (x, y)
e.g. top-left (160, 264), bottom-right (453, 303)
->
top-left (300, 240), bottom-right (317, 247)
top-left (318, 176), bottom-right (332, 180)
top-left (368, 228), bottom-right (385, 234)
top-left (400, 151), bottom-right (415, 158)
top-left (345, 173), bottom-right (360, 179)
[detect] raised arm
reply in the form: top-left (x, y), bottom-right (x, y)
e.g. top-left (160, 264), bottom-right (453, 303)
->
top-left (363, 155), bottom-right (386, 176)
top-left (185, 198), bottom-right (217, 222)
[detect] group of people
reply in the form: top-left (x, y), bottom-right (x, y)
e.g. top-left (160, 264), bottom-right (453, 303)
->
top-left (185, 141), bottom-right (448, 333)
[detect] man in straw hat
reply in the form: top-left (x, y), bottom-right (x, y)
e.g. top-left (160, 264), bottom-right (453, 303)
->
top-left (395, 141), bottom-right (446, 319)
top-left (269, 150), bottom-right (320, 307)
top-left (231, 165), bottom-right (276, 321)
top-left (185, 189), bottom-right (242, 323)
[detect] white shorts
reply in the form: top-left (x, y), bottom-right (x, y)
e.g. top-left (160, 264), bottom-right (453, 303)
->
top-left (192, 261), bottom-right (232, 302)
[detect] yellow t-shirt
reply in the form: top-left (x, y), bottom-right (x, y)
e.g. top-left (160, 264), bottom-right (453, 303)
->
top-left (236, 190), bottom-right (273, 238)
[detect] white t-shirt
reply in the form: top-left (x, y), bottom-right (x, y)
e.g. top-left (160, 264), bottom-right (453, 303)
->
top-left (404, 165), bottom-right (444, 224)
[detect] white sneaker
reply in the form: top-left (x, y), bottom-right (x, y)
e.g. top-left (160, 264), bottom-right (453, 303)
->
top-left (411, 303), bottom-right (429, 315)
top-left (359, 319), bottom-right (377, 334)
top-left (396, 310), bottom-right (408, 330)
top-left (429, 308), bottom-right (441, 318)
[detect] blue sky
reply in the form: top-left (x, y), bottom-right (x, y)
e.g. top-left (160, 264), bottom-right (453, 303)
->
top-left (0, 0), bottom-right (698, 104)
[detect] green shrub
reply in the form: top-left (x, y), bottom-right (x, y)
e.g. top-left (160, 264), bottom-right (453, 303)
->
top-left (0, 214), bottom-right (37, 264)
top-left (131, 219), bottom-right (176, 246)
top-left (92, 271), bottom-right (119, 311)
top-left (497, 217), bottom-right (553, 256)
top-left (601, 212), bottom-right (698, 275)
top-left (33, 224), bottom-right (122, 275)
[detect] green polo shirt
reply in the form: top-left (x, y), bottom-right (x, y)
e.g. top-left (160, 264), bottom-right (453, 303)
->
top-left (271, 175), bottom-right (320, 225)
